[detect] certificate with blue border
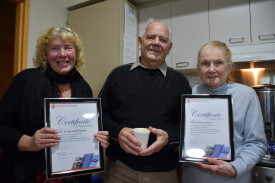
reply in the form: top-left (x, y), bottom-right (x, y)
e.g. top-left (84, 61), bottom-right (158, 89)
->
top-left (180, 95), bottom-right (234, 162)
top-left (44, 98), bottom-right (104, 179)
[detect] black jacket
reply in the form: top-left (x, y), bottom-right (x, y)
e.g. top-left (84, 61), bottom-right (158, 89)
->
top-left (0, 68), bottom-right (92, 183)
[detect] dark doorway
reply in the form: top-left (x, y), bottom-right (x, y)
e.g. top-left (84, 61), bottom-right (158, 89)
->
top-left (0, 1), bottom-right (16, 99)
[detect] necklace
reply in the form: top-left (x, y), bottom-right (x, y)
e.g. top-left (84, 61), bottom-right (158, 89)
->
top-left (56, 86), bottom-right (63, 98)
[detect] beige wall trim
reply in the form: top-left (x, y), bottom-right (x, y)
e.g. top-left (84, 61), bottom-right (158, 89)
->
top-left (13, 0), bottom-right (29, 75)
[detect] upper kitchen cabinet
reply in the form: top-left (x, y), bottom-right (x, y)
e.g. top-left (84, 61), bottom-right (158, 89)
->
top-left (209, 0), bottom-right (275, 62)
top-left (209, 0), bottom-right (275, 46)
top-left (250, 0), bottom-right (275, 44)
top-left (68, 0), bottom-right (138, 97)
top-left (171, 0), bottom-right (209, 69)
top-left (209, 0), bottom-right (250, 46)
top-left (138, 0), bottom-right (275, 66)
top-left (139, 2), bottom-right (172, 66)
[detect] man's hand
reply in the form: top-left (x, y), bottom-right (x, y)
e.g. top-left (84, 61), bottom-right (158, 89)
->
top-left (118, 127), bottom-right (142, 156)
top-left (139, 126), bottom-right (169, 156)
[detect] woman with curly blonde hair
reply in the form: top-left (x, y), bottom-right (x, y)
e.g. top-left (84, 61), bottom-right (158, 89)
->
top-left (33, 27), bottom-right (85, 70)
top-left (0, 27), bottom-right (109, 183)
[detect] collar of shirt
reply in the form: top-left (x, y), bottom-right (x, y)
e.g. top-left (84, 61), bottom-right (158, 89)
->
top-left (130, 59), bottom-right (167, 77)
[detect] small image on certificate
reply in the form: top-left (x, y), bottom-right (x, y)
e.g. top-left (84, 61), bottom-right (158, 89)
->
top-left (44, 98), bottom-right (104, 179)
top-left (180, 95), bottom-right (234, 162)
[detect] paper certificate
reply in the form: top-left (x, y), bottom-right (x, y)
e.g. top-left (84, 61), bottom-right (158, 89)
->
top-left (44, 98), bottom-right (104, 179)
top-left (180, 95), bottom-right (234, 162)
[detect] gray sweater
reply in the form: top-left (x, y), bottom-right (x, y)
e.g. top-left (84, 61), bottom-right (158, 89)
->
top-left (182, 82), bottom-right (267, 183)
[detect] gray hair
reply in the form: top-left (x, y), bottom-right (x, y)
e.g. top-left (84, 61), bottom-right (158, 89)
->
top-left (141, 18), bottom-right (172, 42)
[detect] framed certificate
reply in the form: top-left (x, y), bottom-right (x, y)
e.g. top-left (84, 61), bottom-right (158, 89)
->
top-left (44, 98), bottom-right (104, 179)
top-left (180, 95), bottom-right (234, 162)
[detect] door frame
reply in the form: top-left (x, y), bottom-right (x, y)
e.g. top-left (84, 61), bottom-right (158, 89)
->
top-left (11, 0), bottom-right (29, 75)
top-left (0, 0), bottom-right (29, 159)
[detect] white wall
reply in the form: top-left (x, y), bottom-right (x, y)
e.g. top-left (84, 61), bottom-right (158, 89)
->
top-left (27, 0), bottom-right (68, 68)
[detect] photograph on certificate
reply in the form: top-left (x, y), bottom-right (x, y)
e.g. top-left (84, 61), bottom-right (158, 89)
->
top-left (44, 98), bottom-right (104, 179)
top-left (179, 95), bottom-right (234, 162)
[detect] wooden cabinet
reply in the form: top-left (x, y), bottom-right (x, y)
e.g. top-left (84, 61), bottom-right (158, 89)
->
top-left (66, 0), bottom-right (103, 9)
top-left (209, 0), bottom-right (250, 46)
top-left (171, 0), bottom-right (209, 69)
top-left (251, 0), bottom-right (275, 44)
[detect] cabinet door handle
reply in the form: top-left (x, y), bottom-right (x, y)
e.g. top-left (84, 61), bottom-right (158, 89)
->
top-left (229, 37), bottom-right (244, 43)
top-left (258, 34), bottom-right (275, 41)
top-left (176, 62), bottom-right (189, 68)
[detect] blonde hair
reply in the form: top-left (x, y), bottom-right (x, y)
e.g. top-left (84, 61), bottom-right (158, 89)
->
top-left (197, 40), bottom-right (234, 81)
top-left (33, 27), bottom-right (84, 70)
